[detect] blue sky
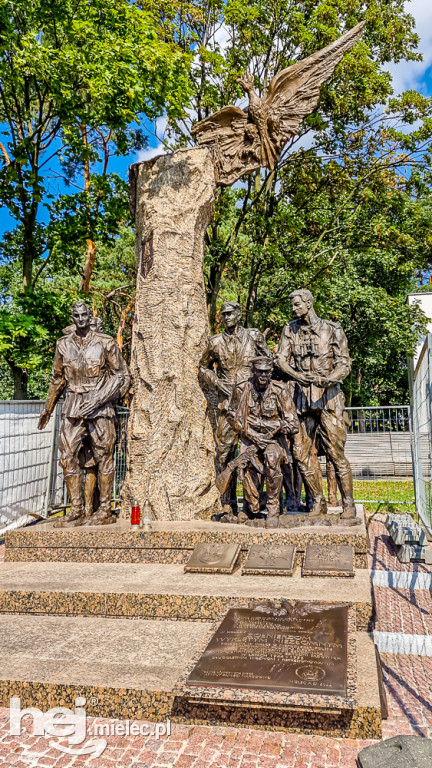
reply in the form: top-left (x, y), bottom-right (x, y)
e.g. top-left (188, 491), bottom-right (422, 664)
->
top-left (1, 0), bottom-right (432, 239)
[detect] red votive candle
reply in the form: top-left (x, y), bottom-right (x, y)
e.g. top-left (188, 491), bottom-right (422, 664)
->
top-left (131, 499), bottom-right (140, 525)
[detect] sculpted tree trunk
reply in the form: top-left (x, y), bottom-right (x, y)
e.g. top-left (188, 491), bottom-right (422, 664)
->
top-left (122, 148), bottom-right (221, 520)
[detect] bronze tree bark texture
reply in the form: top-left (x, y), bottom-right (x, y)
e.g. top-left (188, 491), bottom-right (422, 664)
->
top-left (122, 148), bottom-right (221, 520)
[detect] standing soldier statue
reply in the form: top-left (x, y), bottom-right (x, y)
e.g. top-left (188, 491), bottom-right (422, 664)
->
top-left (199, 301), bottom-right (271, 513)
top-left (274, 289), bottom-right (356, 519)
top-left (38, 301), bottom-right (131, 527)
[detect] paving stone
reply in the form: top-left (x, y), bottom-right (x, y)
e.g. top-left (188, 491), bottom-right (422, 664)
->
top-left (357, 735), bottom-right (432, 768)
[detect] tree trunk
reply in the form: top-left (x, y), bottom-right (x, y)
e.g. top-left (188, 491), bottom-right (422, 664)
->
top-left (121, 148), bottom-right (221, 520)
top-left (207, 265), bottom-right (220, 333)
top-left (79, 125), bottom-right (97, 294)
top-left (11, 365), bottom-right (28, 400)
top-left (22, 215), bottom-right (37, 291)
top-left (81, 238), bottom-right (97, 293)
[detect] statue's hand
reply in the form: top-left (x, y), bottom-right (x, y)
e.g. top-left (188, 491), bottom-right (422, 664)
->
top-left (200, 368), bottom-right (219, 392)
top-left (216, 378), bottom-right (232, 398)
top-left (79, 398), bottom-right (98, 419)
top-left (254, 435), bottom-right (271, 451)
top-left (38, 409), bottom-right (51, 430)
top-left (315, 375), bottom-right (340, 387)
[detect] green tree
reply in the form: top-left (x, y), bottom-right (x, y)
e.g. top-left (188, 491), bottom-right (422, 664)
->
top-left (158, 0), bottom-right (432, 403)
top-left (0, 0), bottom-right (191, 396)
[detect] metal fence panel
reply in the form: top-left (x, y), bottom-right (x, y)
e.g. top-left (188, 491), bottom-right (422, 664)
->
top-left (0, 400), bottom-right (61, 535)
top-left (340, 406), bottom-right (414, 506)
top-left (410, 336), bottom-right (432, 532)
top-left (114, 408), bottom-right (128, 501)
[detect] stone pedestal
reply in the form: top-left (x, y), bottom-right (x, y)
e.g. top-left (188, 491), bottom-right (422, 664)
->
top-left (122, 148), bottom-right (221, 520)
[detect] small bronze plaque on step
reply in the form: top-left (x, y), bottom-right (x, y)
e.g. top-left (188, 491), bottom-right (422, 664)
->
top-left (186, 603), bottom-right (348, 695)
top-left (302, 544), bottom-right (354, 577)
top-left (184, 542), bottom-right (241, 573)
top-left (242, 545), bottom-right (296, 576)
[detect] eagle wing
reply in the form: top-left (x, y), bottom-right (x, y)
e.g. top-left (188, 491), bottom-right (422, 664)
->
top-left (192, 105), bottom-right (248, 156)
top-left (192, 105), bottom-right (261, 185)
top-left (265, 23), bottom-right (365, 145)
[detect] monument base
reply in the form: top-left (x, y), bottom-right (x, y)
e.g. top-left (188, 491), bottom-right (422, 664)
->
top-left (0, 613), bottom-right (381, 738)
top-left (0, 504), bottom-right (383, 737)
top-left (4, 505), bottom-right (368, 567)
top-left (0, 560), bottom-right (373, 628)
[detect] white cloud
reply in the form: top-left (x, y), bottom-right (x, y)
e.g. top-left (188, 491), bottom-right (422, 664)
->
top-left (385, 0), bottom-right (432, 94)
top-left (136, 145), bottom-right (166, 162)
top-left (155, 116), bottom-right (168, 138)
top-left (136, 116), bottom-right (169, 162)
top-left (214, 23), bottom-right (230, 52)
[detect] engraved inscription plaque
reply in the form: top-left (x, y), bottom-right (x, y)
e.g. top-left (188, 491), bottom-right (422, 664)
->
top-left (187, 603), bottom-right (348, 695)
top-left (184, 542), bottom-right (241, 573)
top-left (242, 545), bottom-right (296, 575)
top-left (302, 544), bottom-right (354, 576)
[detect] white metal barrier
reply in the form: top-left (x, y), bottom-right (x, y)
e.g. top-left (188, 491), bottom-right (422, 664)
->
top-left (410, 335), bottom-right (432, 533)
top-left (0, 400), bottom-right (62, 536)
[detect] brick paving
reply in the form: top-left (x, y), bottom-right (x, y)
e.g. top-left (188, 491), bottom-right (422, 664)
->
top-left (0, 520), bottom-right (431, 767)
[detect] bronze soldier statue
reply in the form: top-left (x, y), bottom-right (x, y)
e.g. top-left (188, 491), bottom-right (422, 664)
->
top-left (226, 357), bottom-right (300, 528)
top-left (199, 302), bottom-right (271, 511)
top-left (38, 301), bottom-right (131, 527)
top-left (274, 289), bottom-right (355, 519)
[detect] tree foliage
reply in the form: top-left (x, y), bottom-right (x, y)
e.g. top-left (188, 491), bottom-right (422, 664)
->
top-left (157, 0), bottom-right (432, 404)
top-left (0, 0), bottom-right (191, 396)
top-left (1, 0), bottom-right (432, 405)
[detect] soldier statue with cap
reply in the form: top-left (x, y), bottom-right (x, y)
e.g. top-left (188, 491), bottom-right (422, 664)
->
top-left (38, 301), bottom-right (131, 527)
top-left (226, 356), bottom-right (301, 527)
top-left (199, 301), bottom-right (271, 513)
top-left (275, 289), bottom-right (356, 519)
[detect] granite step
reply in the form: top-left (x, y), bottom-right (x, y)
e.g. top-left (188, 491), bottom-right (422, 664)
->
top-left (4, 511), bottom-right (368, 566)
top-left (0, 612), bottom-right (381, 737)
top-left (0, 561), bottom-right (373, 629)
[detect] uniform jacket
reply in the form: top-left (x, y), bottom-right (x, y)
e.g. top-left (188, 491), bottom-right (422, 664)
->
top-left (45, 329), bottom-right (131, 419)
top-left (199, 325), bottom-right (271, 396)
top-left (275, 317), bottom-right (351, 413)
top-left (227, 378), bottom-right (300, 444)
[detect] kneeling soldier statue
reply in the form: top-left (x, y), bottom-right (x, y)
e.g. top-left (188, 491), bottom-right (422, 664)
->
top-left (226, 357), bottom-right (301, 528)
top-left (38, 301), bottom-right (131, 527)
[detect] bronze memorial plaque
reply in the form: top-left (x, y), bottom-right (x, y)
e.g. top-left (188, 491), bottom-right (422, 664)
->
top-left (187, 604), bottom-right (348, 695)
top-left (184, 542), bottom-right (241, 573)
top-left (302, 544), bottom-right (354, 577)
top-left (242, 545), bottom-right (296, 576)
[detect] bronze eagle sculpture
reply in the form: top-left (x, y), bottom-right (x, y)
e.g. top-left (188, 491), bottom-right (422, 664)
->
top-left (192, 23), bottom-right (365, 186)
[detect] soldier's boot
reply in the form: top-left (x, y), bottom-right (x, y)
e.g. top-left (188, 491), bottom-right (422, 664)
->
top-left (341, 497), bottom-right (356, 519)
top-left (265, 504), bottom-right (280, 528)
top-left (54, 473), bottom-right (85, 528)
top-left (85, 470), bottom-right (117, 526)
top-left (309, 496), bottom-right (328, 518)
top-left (302, 473), bottom-right (328, 517)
